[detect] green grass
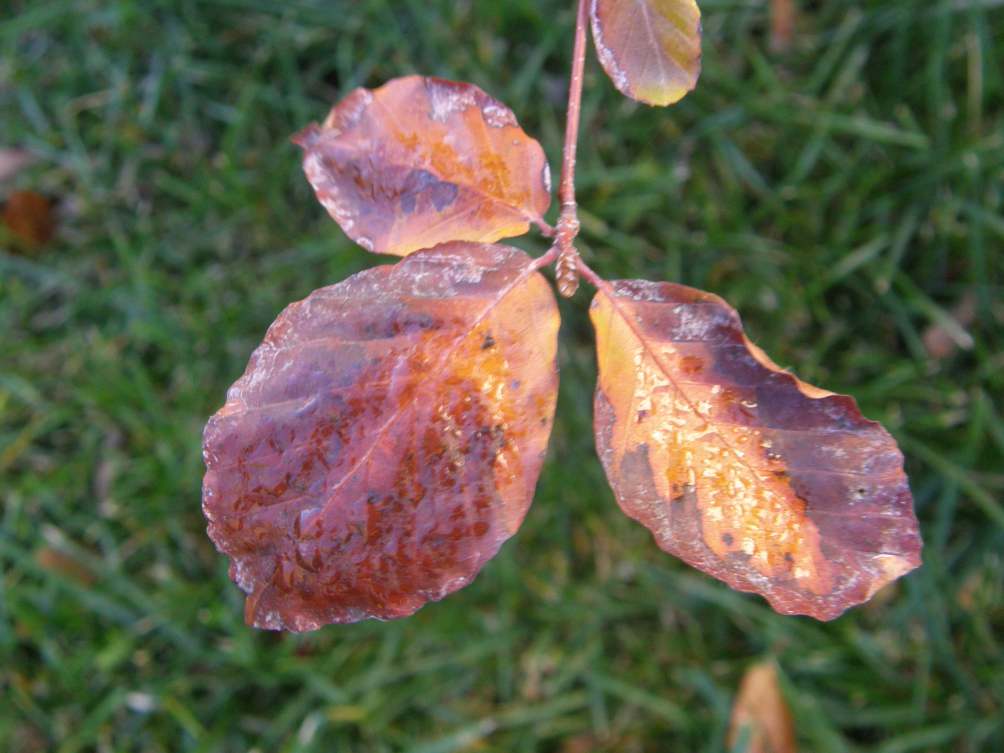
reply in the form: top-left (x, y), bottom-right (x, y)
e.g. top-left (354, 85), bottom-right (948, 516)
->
top-left (2, 0), bottom-right (1003, 751)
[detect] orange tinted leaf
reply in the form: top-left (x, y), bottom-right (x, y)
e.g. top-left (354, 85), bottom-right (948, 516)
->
top-left (921, 291), bottom-right (976, 361)
top-left (294, 76), bottom-right (552, 257)
top-left (203, 243), bottom-right (559, 631)
top-left (2, 190), bottom-right (54, 249)
top-left (35, 546), bottom-right (95, 586)
top-left (728, 662), bottom-right (797, 753)
top-left (590, 0), bottom-right (702, 106)
top-left (769, 0), bottom-right (797, 53)
top-left (590, 280), bottom-right (922, 620)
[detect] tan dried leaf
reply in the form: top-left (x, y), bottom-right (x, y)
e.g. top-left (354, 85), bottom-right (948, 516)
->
top-left (2, 190), bottom-right (54, 249)
top-left (35, 547), bottom-right (95, 586)
top-left (729, 662), bottom-right (797, 753)
top-left (770, 0), bottom-right (797, 53)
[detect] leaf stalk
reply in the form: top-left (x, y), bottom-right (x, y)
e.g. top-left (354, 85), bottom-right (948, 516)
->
top-left (553, 0), bottom-right (590, 297)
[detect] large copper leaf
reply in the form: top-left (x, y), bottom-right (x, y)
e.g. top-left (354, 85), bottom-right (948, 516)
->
top-left (590, 0), bottom-right (702, 106)
top-left (202, 243), bottom-right (560, 631)
top-left (294, 76), bottom-right (552, 257)
top-left (590, 280), bottom-right (922, 620)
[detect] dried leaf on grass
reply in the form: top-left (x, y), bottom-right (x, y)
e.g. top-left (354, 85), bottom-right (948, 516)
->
top-left (2, 190), bottom-right (55, 249)
top-left (728, 661), bottom-right (797, 753)
top-left (35, 546), bottom-right (95, 586)
top-left (922, 291), bottom-right (977, 361)
top-left (770, 0), bottom-right (797, 53)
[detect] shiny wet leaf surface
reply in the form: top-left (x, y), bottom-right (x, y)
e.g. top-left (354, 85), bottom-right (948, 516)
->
top-left (203, 243), bottom-right (560, 630)
top-left (591, 280), bottom-right (922, 620)
top-left (294, 76), bottom-right (552, 256)
top-left (590, 0), bottom-right (702, 106)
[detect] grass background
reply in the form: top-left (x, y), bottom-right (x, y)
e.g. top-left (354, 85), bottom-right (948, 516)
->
top-left (2, 0), bottom-right (1003, 750)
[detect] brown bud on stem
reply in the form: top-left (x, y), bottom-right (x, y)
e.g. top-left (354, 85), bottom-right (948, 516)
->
top-left (554, 203), bottom-right (581, 297)
top-left (556, 248), bottom-right (579, 297)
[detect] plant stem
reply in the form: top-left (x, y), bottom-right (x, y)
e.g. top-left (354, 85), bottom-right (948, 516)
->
top-left (575, 256), bottom-right (606, 290)
top-left (535, 219), bottom-right (557, 237)
top-left (531, 244), bottom-right (561, 272)
top-left (554, 0), bottom-right (589, 297)
top-left (560, 0), bottom-right (588, 212)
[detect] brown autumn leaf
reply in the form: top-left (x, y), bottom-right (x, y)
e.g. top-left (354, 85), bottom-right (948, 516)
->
top-left (293, 76), bottom-right (552, 257)
top-left (590, 0), bottom-right (702, 107)
top-left (590, 280), bottom-right (922, 620)
top-left (202, 242), bottom-right (560, 631)
top-left (35, 546), bottom-right (95, 586)
top-left (2, 190), bottom-right (54, 249)
top-left (728, 662), bottom-right (797, 753)
top-left (769, 0), bottom-right (797, 53)
top-left (921, 291), bottom-right (976, 361)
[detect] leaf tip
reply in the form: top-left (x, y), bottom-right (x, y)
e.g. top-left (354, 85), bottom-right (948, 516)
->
top-left (864, 552), bottom-right (922, 600)
top-left (290, 123), bottom-right (322, 150)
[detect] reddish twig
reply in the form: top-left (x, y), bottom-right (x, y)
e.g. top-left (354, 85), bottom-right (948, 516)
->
top-left (535, 218), bottom-right (557, 238)
top-left (531, 244), bottom-right (561, 272)
top-left (559, 0), bottom-right (588, 211)
top-left (554, 0), bottom-right (589, 297)
top-left (575, 256), bottom-right (605, 290)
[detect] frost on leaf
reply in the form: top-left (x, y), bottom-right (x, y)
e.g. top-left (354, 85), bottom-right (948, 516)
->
top-left (293, 76), bottom-right (552, 257)
top-left (590, 0), bottom-right (702, 106)
top-left (590, 280), bottom-right (922, 620)
top-left (202, 243), bottom-right (560, 631)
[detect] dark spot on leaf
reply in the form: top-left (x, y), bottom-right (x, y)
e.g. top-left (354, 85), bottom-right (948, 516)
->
top-left (482, 333), bottom-right (496, 350)
top-left (295, 546), bottom-right (320, 572)
top-left (430, 181), bottom-right (459, 211)
top-left (680, 355), bottom-right (704, 375)
top-left (400, 168), bottom-right (458, 214)
top-left (721, 532), bottom-right (734, 546)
